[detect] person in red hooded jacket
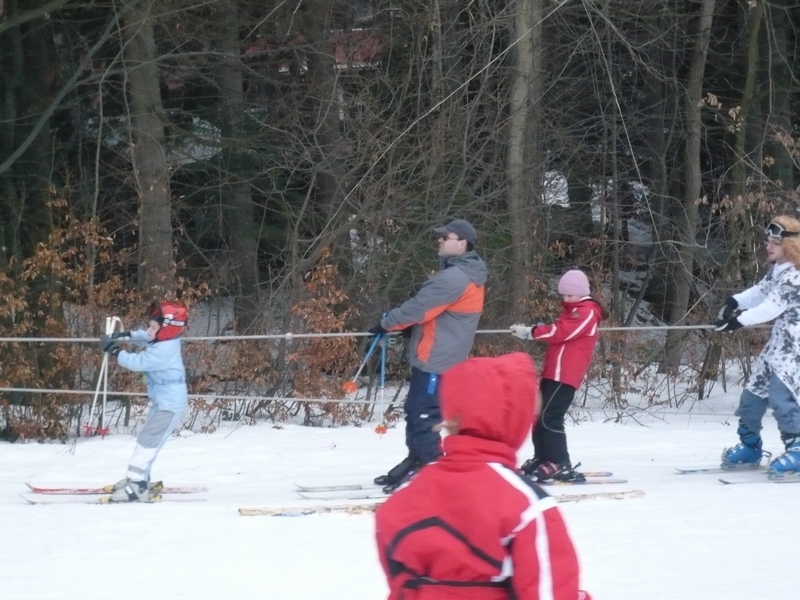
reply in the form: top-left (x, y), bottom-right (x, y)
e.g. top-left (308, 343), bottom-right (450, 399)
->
top-left (374, 352), bottom-right (592, 600)
top-left (510, 269), bottom-right (607, 484)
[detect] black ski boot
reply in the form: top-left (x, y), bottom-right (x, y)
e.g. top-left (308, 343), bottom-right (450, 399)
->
top-left (382, 461), bottom-right (426, 494)
top-left (531, 461), bottom-right (586, 484)
top-left (374, 455), bottom-right (418, 487)
top-left (520, 457), bottom-right (543, 476)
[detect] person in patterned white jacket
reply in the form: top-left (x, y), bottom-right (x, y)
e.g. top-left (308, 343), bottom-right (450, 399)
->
top-left (375, 353), bottom-right (592, 600)
top-left (510, 270), bottom-right (607, 484)
top-left (715, 215), bottom-right (800, 478)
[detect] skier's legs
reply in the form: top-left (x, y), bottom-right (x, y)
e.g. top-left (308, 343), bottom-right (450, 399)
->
top-left (531, 379), bottom-right (558, 462)
top-left (523, 382), bottom-right (551, 473)
top-left (722, 389), bottom-right (768, 467)
top-left (405, 367), bottom-right (441, 465)
top-left (531, 419), bottom-right (547, 461)
top-left (125, 401), bottom-right (186, 482)
top-left (403, 372), bottom-right (419, 459)
top-left (537, 379), bottom-right (576, 466)
top-left (767, 374), bottom-right (800, 436)
top-left (374, 372), bottom-right (429, 486)
top-left (734, 389), bottom-right (769, 436)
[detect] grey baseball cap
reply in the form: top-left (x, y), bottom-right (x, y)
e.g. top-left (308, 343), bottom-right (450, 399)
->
top-left (433, 219), bottom-right (477, 244)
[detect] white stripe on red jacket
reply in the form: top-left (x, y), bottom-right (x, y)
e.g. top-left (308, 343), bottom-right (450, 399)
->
top-left (532, 298), bottom-right (603, 389)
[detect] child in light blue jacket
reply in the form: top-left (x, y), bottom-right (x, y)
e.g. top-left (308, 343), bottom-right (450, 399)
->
top-left (100, 301), bottom-right (189, 502)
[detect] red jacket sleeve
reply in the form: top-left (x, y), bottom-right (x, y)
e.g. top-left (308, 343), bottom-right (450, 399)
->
top-left (532, 306), bottom-right (598, 346)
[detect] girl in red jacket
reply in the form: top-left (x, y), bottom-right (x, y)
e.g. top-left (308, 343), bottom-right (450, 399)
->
top-left (374, 353), bottom-right (592, 600)
top-left (510, 269), bottom-right (606, 483)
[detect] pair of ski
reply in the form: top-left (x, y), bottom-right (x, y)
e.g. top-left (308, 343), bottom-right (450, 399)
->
top-left (238, 473), bottom-right (637, 517)
top-left (21, 482), bottom-right (208, 504)
top-left (674, 465), bottom-right (798, 484)
top-left (239, 489), bottom-right (647, 517)
top-left (294, 471), bottom-right (628, 499)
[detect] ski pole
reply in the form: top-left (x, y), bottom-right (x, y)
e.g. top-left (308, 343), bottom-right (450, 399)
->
top-left (86, 354), bottom-right (108, 436)
top-left (342, 333), bottom-right (383, 394)
top-left (379, 328), bottom-right (387, 422)
top-left (100, 317), bottom-right (122, 432)
top-left (86, 316), bottom-right (122, 436)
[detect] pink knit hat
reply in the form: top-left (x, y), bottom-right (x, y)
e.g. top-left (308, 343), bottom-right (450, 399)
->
top-left (557, 269), bottom-right (590, 296)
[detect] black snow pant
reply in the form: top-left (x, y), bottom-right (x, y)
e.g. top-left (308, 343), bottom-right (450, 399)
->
top-left (404, 366), bottom-right (442, 465)
top-left (532, 378), bottom-right (577, 466)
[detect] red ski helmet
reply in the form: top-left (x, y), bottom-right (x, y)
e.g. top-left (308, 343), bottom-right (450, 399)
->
top-left (146, 300), bottom-right (188, 342)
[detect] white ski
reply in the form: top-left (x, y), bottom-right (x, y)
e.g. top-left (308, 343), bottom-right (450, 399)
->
top-left (239, 501), bottom-right (385, 517)
top-left (20, 493), bottom-right (206, 505)
top-left (719, 473), bottom-right (799, 485)
top-left (675, 466), bottom-right (765, 475)
top-left (293, 483), bottom-right (380, 493)
top-left (241, 489), bottom-right (645, 516)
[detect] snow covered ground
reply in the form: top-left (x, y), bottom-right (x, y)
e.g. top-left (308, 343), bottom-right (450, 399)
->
top-left (1, 386), bottom-right (797, 600)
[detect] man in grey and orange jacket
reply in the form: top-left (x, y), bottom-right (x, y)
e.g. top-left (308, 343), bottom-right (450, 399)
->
top-left (371, 219), bottom-right (487, 492)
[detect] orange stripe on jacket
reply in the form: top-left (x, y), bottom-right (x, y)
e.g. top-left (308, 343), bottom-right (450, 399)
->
top-left (416, 283), bottom-right (484, 363)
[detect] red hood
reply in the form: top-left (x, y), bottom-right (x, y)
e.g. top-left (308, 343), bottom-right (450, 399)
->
top-left (439, 352), bottom-right (538, 451)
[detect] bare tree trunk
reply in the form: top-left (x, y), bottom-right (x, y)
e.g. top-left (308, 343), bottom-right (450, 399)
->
top-left (507, 0), bottom-right (545, 318)
top-left (663, 0), bottom-right (715, 372)
top-left (606, 34), bottom-right (624, 405)
top-left (216, 0), bottom-right (260, 331)
top-left (730, 0), bottom-right (764, 207)
top-left (121, 0), bottom-right (174, 297)
top-left (426, 0), bottom-right (450, 192)
top-left (764, 2), bottom-right (795, 202)
top-left (642, 11), bottom-right (679, 323)
top-left (699, 0), bottom-right (763, 386)
top-left (0, 0), bottom-right (26, 270)
top-left (0, 0), bottom-right (54, 263)
top-left (302, 1), bottom-right (347, 232)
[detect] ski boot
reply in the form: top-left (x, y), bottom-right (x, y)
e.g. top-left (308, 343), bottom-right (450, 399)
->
top-left (768, 434), bottom-right (800, 481)
top-left (382, 461), bottom-right (427, 494)
top-left (105, 478), bottom-right (162, 494)
top-left (108, 479), bottom-right (152, 502)
top-left (519, 457), bottom-right (543, 476)
top-left (530, 461), bottom-right (586, 484)
top-left (721, 423), bottom-right (765, 469)
top-left (374, 455), bottom-right (418, 487)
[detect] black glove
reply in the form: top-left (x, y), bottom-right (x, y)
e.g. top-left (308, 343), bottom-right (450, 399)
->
top-left (368, 322), bottom-right (388, 336)
top-left (100, 334), bottom-right (121, 357)
top-left (717, 297), bottom-right (738, 320)
top-left (386, 327), bottom-right (413, 349)
top-left (714, 317), bottom-right (743, 333)
top-left (111, 331), bottom-right (131, 340)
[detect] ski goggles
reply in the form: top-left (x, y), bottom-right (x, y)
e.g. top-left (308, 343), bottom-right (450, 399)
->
top-left (764, 221), bottom-right (799, 242)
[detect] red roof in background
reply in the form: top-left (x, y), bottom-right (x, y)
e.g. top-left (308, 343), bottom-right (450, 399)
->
top-left (244, 29), bottom-right (381, 71)
top-left (331, 29), bottom-right (382, 69)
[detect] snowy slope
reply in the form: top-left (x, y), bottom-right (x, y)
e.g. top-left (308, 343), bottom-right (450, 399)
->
top-left (1, 387), bottom-right (797, 600)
